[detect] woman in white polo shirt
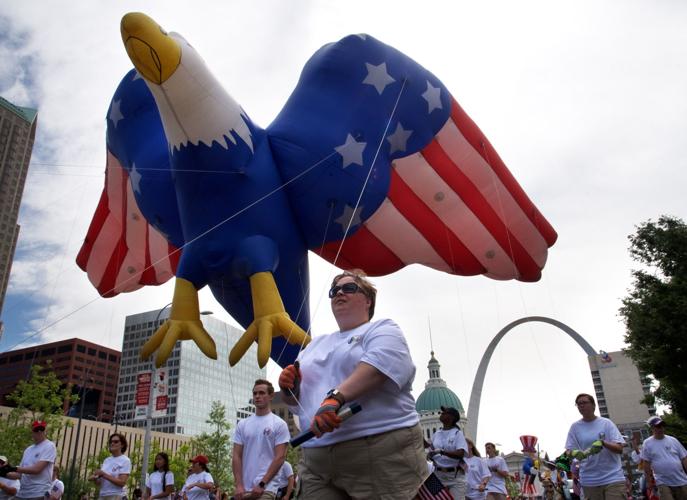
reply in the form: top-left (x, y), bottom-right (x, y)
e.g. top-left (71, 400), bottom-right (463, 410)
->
top-left (90, 433), bottom-right (131, 500)
top-left (279, 270), bottom-right (427, 498)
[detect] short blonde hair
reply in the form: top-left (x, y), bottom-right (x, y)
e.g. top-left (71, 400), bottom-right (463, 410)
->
top-left (332, 269), bottom-right (377, 319)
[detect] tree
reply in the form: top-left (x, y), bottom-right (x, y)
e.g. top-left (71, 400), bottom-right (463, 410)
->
top-left (190, 401), bottom-right (234, 492)
top-left (620, 215), bottom-right (687, 418)
top-left (0, 363), bottom-right (77, 464)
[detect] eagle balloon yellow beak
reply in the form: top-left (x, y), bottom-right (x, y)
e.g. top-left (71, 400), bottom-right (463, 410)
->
top-left (121, 12), bottom-right (181, 84)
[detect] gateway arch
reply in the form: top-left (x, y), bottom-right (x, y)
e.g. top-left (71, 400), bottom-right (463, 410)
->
top-left (465, 316), bottom-right (596, 441)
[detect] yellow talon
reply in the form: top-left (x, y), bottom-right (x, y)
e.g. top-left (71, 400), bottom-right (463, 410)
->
top-left (141, 277), bottom-right (217, 366)
top-left (228, 272), bottom-right (311, 367)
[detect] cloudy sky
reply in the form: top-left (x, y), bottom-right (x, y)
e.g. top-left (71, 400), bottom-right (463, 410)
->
top-left (1, 1), bottom-right (685, 455)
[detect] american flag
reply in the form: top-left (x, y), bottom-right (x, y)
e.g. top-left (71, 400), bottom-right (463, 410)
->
top-left (417, 472), bottom-right (454, 500)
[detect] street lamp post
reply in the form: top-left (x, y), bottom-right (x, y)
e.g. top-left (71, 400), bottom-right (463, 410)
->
top-left (139, 305), bottom-right (213, 488)
top-left (68, 375), bottom-right (93, 496)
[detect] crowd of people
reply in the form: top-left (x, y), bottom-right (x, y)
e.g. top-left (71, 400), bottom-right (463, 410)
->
top-left (1, 270), bottom-right (685, 499)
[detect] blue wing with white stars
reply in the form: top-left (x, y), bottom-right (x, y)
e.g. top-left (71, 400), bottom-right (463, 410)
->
top-left (267, 34), bottom-right (556, 282)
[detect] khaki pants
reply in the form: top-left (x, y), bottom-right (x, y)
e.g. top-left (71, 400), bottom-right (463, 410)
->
top-left (582, 482), bottom-right (626, 500)
top-left (658, 484), bottom-right (687, 500)
top-left (299, 424), bottom-right (427, 499)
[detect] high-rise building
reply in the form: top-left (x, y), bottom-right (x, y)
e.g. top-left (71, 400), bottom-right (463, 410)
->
top-left (589, 349), bottom-right (655, 435)
top-left (115, 309), bottom-right (265, 435)
top-left (0, 338), bottom-right (121, 421)
top-left (0, 97), bottom-right (37, 330)
top-left (415, 351), bottom-right (467, 441)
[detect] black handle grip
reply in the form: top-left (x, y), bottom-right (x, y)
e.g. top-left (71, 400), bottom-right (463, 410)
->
top-left (290, 402), bottom-right (363, 448)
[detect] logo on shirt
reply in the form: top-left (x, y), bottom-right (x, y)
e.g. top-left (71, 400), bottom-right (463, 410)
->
top-left (263, 427), bottom-right (272, 436)
top-left (348, 335), bottom-right (362, 345)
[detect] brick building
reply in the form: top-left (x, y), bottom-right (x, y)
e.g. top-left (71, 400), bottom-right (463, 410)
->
top-left (0, 338), bottom-right (120, 422)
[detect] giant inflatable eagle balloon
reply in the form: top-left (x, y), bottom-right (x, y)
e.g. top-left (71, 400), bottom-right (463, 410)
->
top-left (77, 13), bottom-right (557, 369)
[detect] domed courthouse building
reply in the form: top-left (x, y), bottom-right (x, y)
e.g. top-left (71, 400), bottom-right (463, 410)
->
top-left (416, 352), bottom-right (468, 441)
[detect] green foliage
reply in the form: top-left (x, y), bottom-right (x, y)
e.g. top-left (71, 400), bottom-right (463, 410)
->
top-left (0, 363), bottom-right (76, 464)
top-left (168, 443), bottom-right (193, 490)
top-left (190, 401), bottom-right (234, 492)
top-left (620, 215), bottom-right (687, 418)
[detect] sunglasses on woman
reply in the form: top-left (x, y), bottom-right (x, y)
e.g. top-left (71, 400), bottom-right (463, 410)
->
top-left (328, 282), bottom-right (363, 298)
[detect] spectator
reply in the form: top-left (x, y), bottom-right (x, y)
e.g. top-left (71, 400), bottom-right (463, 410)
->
top-left (181, 456), bottom-right (213, 500)
top-left (89, 433), bottom-right (131, 500)
top-left (13, 420), bottom-right (57, 500)
top-left (46, 465), bottom-right (64, 499)
top-left (641, 416), bottom-right (687, 500)
top-left (565, 393), bottom-right (625, 500)
top-left (145, 452), bottom-right (174, 500)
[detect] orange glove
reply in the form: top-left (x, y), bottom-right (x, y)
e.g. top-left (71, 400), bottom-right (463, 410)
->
top-left (310, 397), bottom-right (342, 437)
top-left (278, 363), bottom-right (301, 398)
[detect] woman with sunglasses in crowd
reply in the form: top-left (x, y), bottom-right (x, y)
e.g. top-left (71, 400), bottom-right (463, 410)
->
top-left (279, 270), bottom-right (427, 498)
top-left (89, 433), bottom-right (131, 500)
top-left (145, 452), bottom-right (174, 500)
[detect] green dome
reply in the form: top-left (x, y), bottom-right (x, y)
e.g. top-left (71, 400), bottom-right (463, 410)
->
top-left (416, 386), bottom-right (464, 414)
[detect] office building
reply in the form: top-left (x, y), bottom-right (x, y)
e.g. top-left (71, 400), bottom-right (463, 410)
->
top-left (589, 349), bottom-right (655, 435)
top-left (0, 97), bottom-right (37, 328)
top-left (115, 309), bottom-right (265, 435)
top-left (0, 338), bottom-right (121, 421)
top-left (415, 351), bottom-right (467, 441)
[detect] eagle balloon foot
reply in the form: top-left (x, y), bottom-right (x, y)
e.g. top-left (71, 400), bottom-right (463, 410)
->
top-left (141, 278), bottom-right (217, 367)
top-left (229, 272), bottom-right (310, 367)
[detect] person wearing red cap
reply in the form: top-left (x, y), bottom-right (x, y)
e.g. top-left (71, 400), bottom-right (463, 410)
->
top-left (181, 456), bottom-right (214, 500)
top-left (13, 420), bottom-right (57, 500)
top-left (641, 416), bottom-right (687, 500)
top-left (232, 379), bottom-right (289, 499)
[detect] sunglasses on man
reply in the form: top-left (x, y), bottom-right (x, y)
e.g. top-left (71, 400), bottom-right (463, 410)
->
top-left (328, 282), bottom-right (364, 298)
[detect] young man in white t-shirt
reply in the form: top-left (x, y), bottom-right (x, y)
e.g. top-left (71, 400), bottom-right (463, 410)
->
top-left (485, 442), bottom-right (510, 500)
top-left (0, 455), bottom-right (20, 500)
top-left (565, 393), bottom-right (625, 500)
top-left (232, 379), bottom-right (289, 500)
top-left (641, 416), bottom-right (687, 500)
top-left (14, 420), bottom-right (57, 500)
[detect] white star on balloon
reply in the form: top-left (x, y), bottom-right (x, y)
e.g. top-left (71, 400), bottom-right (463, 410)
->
top-left (129, 162), bottom-right (143, 195)
top-left (335, 204), bottom-right (364, 230)
top-left (109, 99), bottom-right (124, 128)
top-left (387, 123), bottom-right (413, 154)
top-left (362, 62), bottom-right (395, 95)
top-left (422, 81), bottom-right (443, 113)
top-left (335, 134), bottom-right (367, 168)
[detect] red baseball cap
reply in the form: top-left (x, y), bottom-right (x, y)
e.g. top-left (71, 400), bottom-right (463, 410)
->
top-left (189, 455), bottom-right (209, 465)
top-left (32, 420), bottom-right (47, 430)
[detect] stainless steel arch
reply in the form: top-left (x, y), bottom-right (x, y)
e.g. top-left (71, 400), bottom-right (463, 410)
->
top-left (464, 316), bottom-right (596, 441)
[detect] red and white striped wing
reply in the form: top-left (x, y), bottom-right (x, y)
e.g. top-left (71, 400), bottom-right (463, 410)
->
top-left (76, 151), bottom-right (179, 297)
top-left (318, 97), bottom-right (557, 282)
